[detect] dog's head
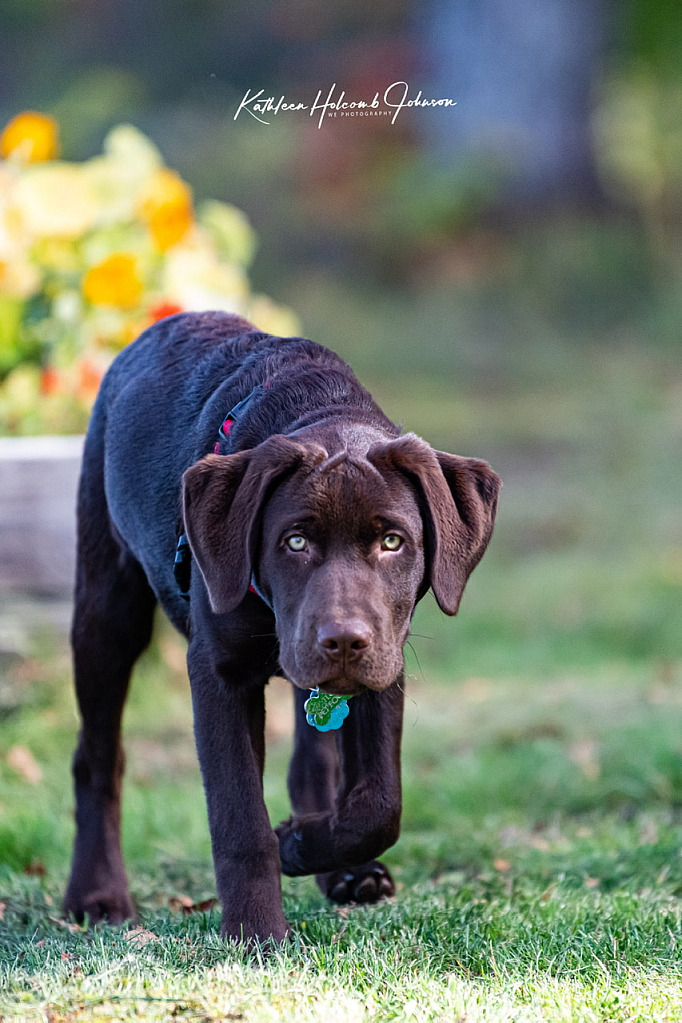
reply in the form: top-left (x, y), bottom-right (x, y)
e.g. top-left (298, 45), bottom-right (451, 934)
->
top-left (182, 432), bottom-right (500, 694)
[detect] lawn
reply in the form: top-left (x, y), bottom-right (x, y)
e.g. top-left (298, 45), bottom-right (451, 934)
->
top-left (1, 290), bottom-right (681, 1021)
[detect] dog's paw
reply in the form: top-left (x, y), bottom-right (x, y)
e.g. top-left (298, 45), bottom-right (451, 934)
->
top-left (276, 813), bottom-right (334, 876)
top-left (220, 914), bottom-right (290, 948)
top-left (275, 816), bottom-right (307, 876)
top-left (316, 860), bottom-right (395, 904)
top-left (62, 888), bottom-right (136, 926)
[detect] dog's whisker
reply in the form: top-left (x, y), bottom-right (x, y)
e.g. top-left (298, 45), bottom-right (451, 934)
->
top-left (404, 641), bottom-right (426, 683)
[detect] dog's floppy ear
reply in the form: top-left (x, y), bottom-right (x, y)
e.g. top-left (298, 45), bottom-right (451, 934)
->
top-left (368, 433), bottom-right (501, 615)
top-left (182, 435), bottom-right (326, 613)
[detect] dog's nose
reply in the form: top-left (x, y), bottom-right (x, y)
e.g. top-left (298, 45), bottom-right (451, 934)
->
top-left (317, 620), bottom-right (372, 663)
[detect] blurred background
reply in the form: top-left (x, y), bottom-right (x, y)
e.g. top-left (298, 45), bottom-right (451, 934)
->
top-left (0, 0), bottom-right (680, 886)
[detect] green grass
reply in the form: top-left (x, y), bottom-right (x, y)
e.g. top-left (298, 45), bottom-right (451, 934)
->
top-left (1, 293), bottom-right (682, 1020)
top-left (2, 628), bottom-right (682, 1020)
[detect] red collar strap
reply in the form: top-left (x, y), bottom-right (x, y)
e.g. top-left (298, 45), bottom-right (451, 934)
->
top-left (214, 384), bottom-right (271, 453)
top-left (215, 391), bottom-right (257, 449)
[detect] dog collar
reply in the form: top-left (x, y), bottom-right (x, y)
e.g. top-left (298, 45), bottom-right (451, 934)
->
top-left (174, 537), bottom-right (272, 608)
top-left (215, 391), bottom-right (257, 450)
top-left (174, 532), bottom-right (192, 600)
top-left (214, 383), bottom-right (269, 452)
top-left (175, 386), bottom-right (268, 603)
top-left (304, 688), bottom-right (353, 731)
top-left (246, 572), bottom-right (273, 611)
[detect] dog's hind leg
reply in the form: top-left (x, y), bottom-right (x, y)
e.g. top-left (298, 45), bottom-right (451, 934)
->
top-left (284, 686), bottom-right (398, 905)
top-left (287, 687), bottom-right (339, 816)
top-left (63, 443), bottom-right (156, 925)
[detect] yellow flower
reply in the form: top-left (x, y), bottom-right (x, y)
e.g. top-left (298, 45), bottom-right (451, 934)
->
top-left (83, 253), bottom-right (144, 309)
top-left (162, 237), bottom-right (248, 312)
top-left (138, 168), bottom-right (193, 250)
top-left (0, 364), bottom-right (41, 416)
top-left (0, 201), bottom-right (41, 298)
top-left (11, 163), bottom-right (98, 238)
top-left (84, 124), bottom-right (163, 225)
top-left (0, 111), bottom-right (59, 163)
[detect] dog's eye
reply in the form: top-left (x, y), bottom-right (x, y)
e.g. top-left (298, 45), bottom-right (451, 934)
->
top-left (381, 533), bottom-right (403, 551)
top-left (286, 535), bottom-right (307, 552)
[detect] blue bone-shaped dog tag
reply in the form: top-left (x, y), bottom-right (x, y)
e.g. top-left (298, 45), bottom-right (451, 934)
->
top-left (304, 688), bottom-right (353, 731)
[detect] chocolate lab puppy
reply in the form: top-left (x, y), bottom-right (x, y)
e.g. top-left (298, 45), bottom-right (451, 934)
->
top-left (63, 311), bottom-right (500, 943)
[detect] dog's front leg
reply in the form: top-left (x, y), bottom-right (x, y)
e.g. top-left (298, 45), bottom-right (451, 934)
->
top-left (188, 639), bottom-right (288, 945)
top-left (277, 678), bottom-right (404, 878)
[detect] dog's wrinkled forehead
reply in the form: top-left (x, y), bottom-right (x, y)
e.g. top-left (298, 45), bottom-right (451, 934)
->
top-left (264, 447), bottom-right (422, 538)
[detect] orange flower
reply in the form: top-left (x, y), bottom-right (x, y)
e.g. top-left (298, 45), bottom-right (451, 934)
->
top-left (0, 111), bottom-right (59, 163)
top-left (138, 169), bottom-right (193, 251)
top-left (40, 367), bottom-right (63, 396)
top-left (77, 359), bottom-right (104, 401)
top-left (82, 253), bottom-right (144, 309)
top-left (149, 300), bottom-right (183, 322)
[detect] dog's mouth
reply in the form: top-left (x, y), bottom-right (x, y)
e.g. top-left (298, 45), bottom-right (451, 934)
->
top-left (282, 648), bottom-right (401, 696)
top-left (316, 673), bottom-right (399, 695)
top-left (288, 676), bottom-right (369, 697)
top-left (317, 678), bottom-right (365, 697)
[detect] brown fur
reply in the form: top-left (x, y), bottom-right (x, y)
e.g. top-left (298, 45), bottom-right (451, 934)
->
top-left (62, 312), bottom-right (501, 944)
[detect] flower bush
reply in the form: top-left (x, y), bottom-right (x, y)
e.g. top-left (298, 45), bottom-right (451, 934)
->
top-left (0, 112), bottom-right (298, 434)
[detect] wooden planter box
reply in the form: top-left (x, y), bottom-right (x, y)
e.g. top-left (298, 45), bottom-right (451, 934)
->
top-left (0, 436), bottom-right (83, 642)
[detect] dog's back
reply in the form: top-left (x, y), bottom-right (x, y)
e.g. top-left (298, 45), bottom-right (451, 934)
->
top-left (79, 311), bottom-right (395, 625)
